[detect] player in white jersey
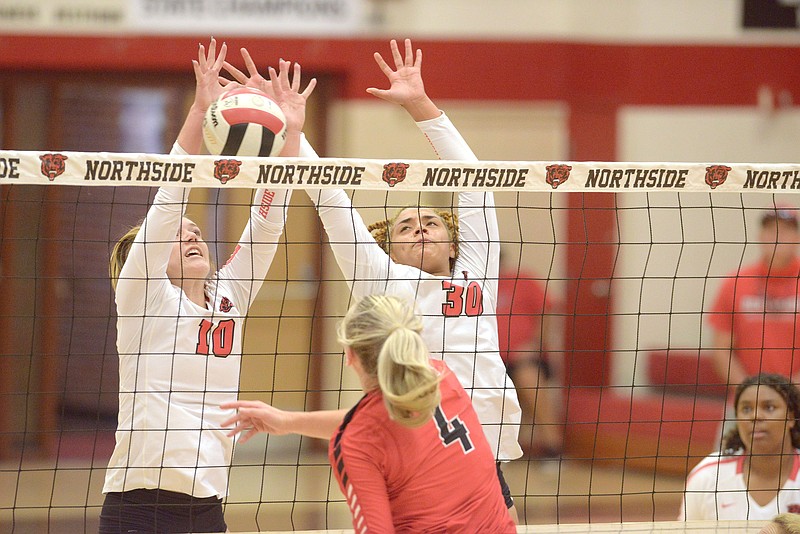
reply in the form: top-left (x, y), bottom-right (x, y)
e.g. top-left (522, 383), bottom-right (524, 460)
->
top-left (99, 40), bottom-right (315, 533)
top-left (680, 374), bottom-right (800, 520)
top-left (221, 39), bottom-right (522, 517)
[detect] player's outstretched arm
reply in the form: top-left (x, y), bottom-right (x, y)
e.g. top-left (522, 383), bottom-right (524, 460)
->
top-left (220, 400), bottom-right (347, 442)
top-left (177, 38), bottom-right (228, 155)
top-left (367, 38), bottom-right (440, 122)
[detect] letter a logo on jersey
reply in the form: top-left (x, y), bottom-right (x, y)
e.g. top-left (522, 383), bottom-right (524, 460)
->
top-left (705, 165), bottom-right (731, 189)
top-left (39, 153), bottom-right (68, 181)
top-left (545, 164), bottom-right (572, 189)
top-left (213, 159), bottom-right (242, 184)
top-left (382, 162), bottom-right (409, 187)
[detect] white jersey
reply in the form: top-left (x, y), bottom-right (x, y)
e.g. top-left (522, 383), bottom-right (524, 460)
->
top-left (104, 143), bottom-right (290, 498)
top-left (304, 113), bottom-right (522, 461)
top-left (679, 450), bottom-right (800, 520)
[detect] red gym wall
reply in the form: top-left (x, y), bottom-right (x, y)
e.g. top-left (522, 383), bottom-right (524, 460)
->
top-left (2, 34), bottom-right (799, 389)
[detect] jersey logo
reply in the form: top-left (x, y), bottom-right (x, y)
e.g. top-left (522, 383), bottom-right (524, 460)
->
top-left (790, 504), bottom-right (800, 513)
top-left (39, 153), bottom-right (68, 181)
top-left (705, 165), bottom-right (731, 189)
top-left (382, 162), bottom-right (409, 187)
top-left (213, 158), bottom-right (242, 184)
top-left (545, 163), bottom-right (572, 189)
top-left (219, 296), bottom-right (233, 313)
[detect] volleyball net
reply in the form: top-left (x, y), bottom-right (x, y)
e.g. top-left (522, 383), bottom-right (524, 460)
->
top-left (1, 150), bottom-right (796, 532)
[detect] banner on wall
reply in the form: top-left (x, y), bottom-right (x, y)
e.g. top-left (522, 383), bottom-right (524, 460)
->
top-left (0, 0), bottom-right (363, 35)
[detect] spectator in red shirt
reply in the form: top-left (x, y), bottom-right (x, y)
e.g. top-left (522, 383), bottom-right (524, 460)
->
top-left (496, 254), bottom-right (563, 457)
top-left (709, 205), bottom-right (800, 391)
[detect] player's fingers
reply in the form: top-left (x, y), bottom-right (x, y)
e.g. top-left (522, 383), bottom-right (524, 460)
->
top-left (223, 61), bottom-right (248, 84)
top-left (212, 42), bottom-right (227, 72)
top-left (240, 47), bottom-right (260, 77)
top-left (389, 39), bottom-right (402, 68)
top-left (373, 52), bottom-right (394, 78)
top-left (220, 414), bottom-right (240, 429)
top-left (277, 60), bottom-right (291, 90)
top-left (191, 59), bottom-right (202, 80)
top-left (301, 77), bottom-right (317, 98)
top-left (197, 43), bottom-right (206, 68)
top-left (291, 63), bottom-right (302, 92)
top-left (268, 66), bottom-right (285, 95)
top-left (237, 430), bottom-right (256, 444)
top-left (415, 47), bottom-right (423, 68)
top-left (403, 38), bottom-right (413, 66)
top-left (366, 88), bottom-right (390, 101)
top-left (206, 38), bottom-right (217, 67)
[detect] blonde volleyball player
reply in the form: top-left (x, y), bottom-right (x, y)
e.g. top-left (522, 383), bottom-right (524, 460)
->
top-left (99, 40), bottom-right (315, 533)
top-left (680, 374), bottom-right (800, 520)
top-left (229, 295), bottom-right (516, 532)
top-left (222, 38), bottom-right (523, 518)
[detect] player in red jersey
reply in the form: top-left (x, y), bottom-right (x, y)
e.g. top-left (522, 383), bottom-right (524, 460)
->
top-left (224, 295), bottom-right (515, 533)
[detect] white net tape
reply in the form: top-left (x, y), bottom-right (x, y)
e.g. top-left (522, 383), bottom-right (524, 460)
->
top-left (4, 150), bottom-right (798, 192)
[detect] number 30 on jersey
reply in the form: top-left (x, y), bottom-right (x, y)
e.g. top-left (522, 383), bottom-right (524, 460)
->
top-left (441, 280), bottom-right (484, 317)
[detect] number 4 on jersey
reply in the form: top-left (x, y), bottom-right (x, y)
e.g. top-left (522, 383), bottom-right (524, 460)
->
top-left (434, 405), bottom-right (474, 454)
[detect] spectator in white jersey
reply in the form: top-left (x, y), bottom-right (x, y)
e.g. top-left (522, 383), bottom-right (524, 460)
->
top-left (99, 40), bottom-right (315, 533)
top-left (680, 373), bottom-right (800, 520)
top-left (221, 38), bottom-right (523, 520)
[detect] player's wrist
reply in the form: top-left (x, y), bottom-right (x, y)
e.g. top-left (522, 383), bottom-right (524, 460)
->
top-left (403, 95), bottom-right (440, 122)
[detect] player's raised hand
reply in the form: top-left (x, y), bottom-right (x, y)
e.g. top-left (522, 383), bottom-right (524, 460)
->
top-left (269, 59), bottom-right (317, 136)
top-left (366, 39), bottom-right (439, 122)
top-left (191, 38), bottom-right (228, 113)
top-left (223, 47), bottom-right (275, 99)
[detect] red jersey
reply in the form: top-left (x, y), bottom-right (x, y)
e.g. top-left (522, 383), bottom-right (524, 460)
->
top-left (708, 257), bottom-right (800, 378)
top-left (496, 269), bottom-right (552, 365)
top-left (329, 360), bottom-right (516, 534)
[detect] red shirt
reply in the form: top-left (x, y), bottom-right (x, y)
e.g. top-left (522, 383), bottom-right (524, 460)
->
top-left (329, 360), bottom-right (516, 534)
top-left (496, 269), bottom-right (553, 365)
top-left (708, 257), bottom-right (800, 378)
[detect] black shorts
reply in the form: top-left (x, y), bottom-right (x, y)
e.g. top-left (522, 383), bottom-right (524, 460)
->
top-left (496, 462), bottom-right (514, 509)
top-left (99, 488), bottom-right (226, 534)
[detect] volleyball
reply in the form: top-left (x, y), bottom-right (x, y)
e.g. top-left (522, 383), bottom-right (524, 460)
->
top-left (203, 87), bottom-right (287, 157)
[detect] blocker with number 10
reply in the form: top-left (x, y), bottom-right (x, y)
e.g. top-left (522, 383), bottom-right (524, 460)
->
top-left (203, 86), bottom-right (287, 157)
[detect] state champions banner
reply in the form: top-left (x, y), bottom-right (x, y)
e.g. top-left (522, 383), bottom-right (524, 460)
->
top-left (0, 0), bottom-right (362, 36)
top-left (3, 150), bottom-right (800, 193)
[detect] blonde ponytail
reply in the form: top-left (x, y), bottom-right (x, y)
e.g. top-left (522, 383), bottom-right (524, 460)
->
top-left (109, 224), bottom-right (141, 291)
top-left (338, 295), bottom-right (441, 428)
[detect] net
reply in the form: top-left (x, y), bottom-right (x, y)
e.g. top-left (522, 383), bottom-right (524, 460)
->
top-left (1, 150), bottom-right (797, 532)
